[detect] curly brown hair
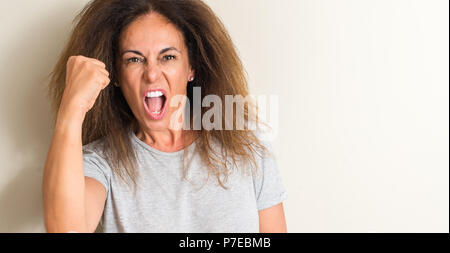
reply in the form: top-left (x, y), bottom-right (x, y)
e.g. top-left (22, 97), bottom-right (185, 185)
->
top-left (47, 0), bottom-right (267, 194)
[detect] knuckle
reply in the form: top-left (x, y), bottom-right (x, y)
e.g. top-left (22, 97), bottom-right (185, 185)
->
top-left (67, 56), bottom-right (76, 67)
top-left (93, 59), bottom-right (105, 67)
top-left (97, 59), bottom-right (106, 66)
top-left (80, 60), bottom-right (89, 68)
top-left (96, 70), bottom-right (105, 78)
top-left (73, 55), bottom-right (84, 64)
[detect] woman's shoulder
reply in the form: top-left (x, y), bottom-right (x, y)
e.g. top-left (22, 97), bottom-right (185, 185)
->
top-left (252, 130), bottom-right (276, 157)
top-left (82, 137), bottom-right (109, 162)
top-left (82, 137), bottom-right (105, 151)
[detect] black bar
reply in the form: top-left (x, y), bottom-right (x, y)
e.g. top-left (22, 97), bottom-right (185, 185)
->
top-left (0, 233), bottom-right (448, 251)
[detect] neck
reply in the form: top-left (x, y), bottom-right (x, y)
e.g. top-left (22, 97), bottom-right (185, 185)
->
top-left (135, 127), bottom-right (197, 153)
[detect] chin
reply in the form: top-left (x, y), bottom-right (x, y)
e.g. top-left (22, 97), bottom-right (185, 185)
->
top-left (142, 116), bottom-right (172, 131)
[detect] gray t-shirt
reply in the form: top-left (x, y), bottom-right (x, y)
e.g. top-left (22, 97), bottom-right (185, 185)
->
top-left (82, 130), bottom-right (288, 233)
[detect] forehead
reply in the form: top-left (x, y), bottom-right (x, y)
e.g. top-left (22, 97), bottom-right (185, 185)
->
top-left (119, 12), bottom-right (185, 52)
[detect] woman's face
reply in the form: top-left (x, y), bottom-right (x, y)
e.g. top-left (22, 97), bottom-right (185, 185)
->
top-left (116, 12), bottom-right (194, 132)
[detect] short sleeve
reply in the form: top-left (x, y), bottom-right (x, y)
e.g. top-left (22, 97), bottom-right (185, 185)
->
top-left (252, 139), bottom-right (288, 211)
top-left (82, 145), bottom-right (111, 196)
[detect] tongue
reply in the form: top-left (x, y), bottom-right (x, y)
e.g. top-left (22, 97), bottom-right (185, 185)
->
top-left (147, 97), bottom-right (164, 112)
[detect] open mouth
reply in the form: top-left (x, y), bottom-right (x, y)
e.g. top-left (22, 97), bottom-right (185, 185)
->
top-left (144, 89), bottom-right (167, 120)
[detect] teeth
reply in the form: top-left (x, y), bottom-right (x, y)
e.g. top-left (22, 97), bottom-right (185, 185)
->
top-left (151, 111), bottom-right (161, 114)
top-left (146, 91), bottom-right (164, 98)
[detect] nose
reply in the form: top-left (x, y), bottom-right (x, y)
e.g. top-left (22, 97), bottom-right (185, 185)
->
top-left (144, 59), bottom-right (162, 83)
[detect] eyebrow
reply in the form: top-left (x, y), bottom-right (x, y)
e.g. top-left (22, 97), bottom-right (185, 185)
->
top-left (120, 47), bottom-right (180, 57)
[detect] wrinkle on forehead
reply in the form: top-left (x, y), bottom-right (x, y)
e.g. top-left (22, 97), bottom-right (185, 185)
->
top-left (119, 12), bottom-right (186, 55)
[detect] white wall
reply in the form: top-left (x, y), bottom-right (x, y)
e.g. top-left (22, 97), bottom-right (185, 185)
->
top-left (0, 0), bottom-right (448, 232)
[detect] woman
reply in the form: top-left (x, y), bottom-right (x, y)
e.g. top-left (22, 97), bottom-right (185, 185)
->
top-left (42, 0), bottom-right (287, 233)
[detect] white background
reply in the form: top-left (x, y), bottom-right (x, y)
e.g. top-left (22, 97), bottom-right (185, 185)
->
top-left (0, 0), bottom-right (448, 232)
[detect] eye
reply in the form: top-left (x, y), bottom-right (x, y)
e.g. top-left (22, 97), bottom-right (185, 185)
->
top-left (126, 57), bottom-right (143, 63)
top-left (163, 55), bottom-right (176, 61)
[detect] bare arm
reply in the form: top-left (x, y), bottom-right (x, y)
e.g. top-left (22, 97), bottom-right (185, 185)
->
top-left (42, 55), bottom-right (110, 233)
top-left (42, 111), bottom-right (89, 232)
top-left (258, 203), bottom-right (287, 233)
top-left (42, 115), bottom-right (107, 233)
top-left (84, 177), bottom-right (107, 232)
